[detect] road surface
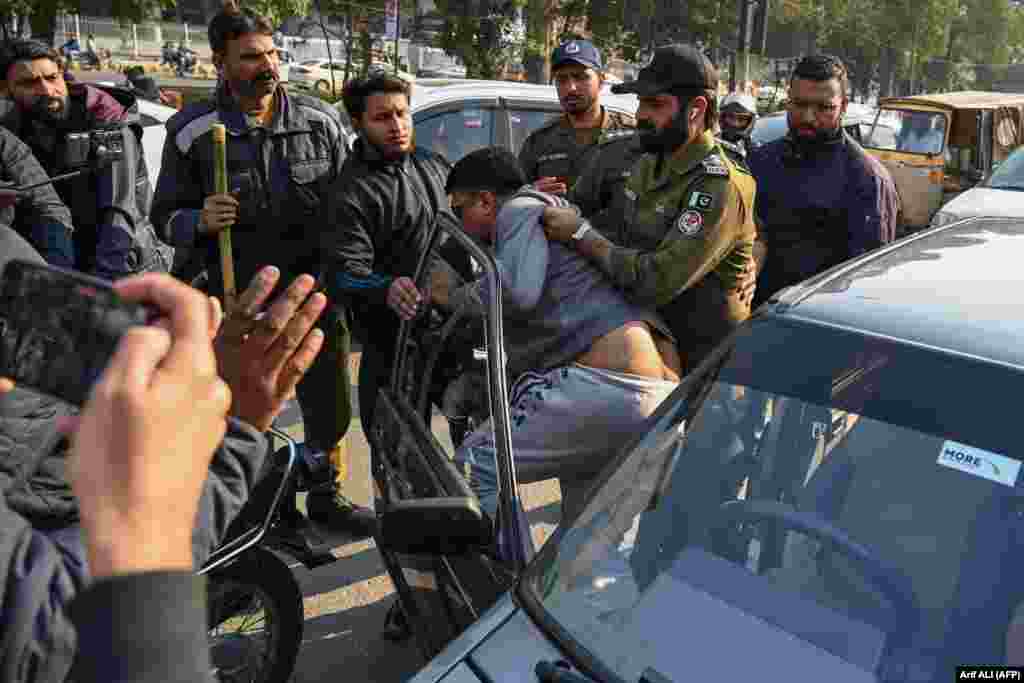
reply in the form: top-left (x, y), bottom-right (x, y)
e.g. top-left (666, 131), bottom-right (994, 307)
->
top-left (270, 354), bottom-right (562, 682)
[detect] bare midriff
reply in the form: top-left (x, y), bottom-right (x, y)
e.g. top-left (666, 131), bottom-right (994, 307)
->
top-left (575, 321), bottom-right (682, 382)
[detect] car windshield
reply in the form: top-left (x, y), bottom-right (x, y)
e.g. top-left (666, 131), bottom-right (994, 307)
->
top-left (986, 147), bottom-right (1024, 190)
top-left (750, 115), bottom-right (788, 145)
top-left (521, 317), bottom-right (1024, 683)
top-left (865, 108), bottom-right (947, 155)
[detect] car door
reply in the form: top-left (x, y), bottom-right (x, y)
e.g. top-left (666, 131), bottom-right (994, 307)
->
top-left (413, 97), bottom-right (499, 164)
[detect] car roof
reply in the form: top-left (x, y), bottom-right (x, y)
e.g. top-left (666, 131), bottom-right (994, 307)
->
top-left (768, 217), bottom-right (1024, 370)
top-left (880, 91), bottom-right (1024, 110)
top-left (410, 81), bottom-right (638, 114)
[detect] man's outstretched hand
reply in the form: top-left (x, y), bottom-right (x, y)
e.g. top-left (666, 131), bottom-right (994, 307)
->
top-left (214, 266), bottom-right (327, 432)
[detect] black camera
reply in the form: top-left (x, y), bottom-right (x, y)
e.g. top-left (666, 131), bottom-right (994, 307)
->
top-left (62, 127), bottom-right (125, 170)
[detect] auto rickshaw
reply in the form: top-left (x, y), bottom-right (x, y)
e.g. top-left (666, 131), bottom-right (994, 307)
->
top-left (863, 91), bottom-right (1024, 234)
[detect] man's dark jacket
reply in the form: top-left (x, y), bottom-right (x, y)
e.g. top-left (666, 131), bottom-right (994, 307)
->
top-left (150, 86), bottom-right (348, 301)
top-left (0, 83), bottom-right (173, 279)
top-left (0, 225), bottom-right (268, 683)
top-left (748, 131), bottom-right (900, 304)
top-left (323, 138), bottom-right (451, 348)
top-left (0, 127), bottom-right (75, 267)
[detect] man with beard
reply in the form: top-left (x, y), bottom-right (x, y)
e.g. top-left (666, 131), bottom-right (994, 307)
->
top-left (0, 39), bottom-right (173, 279)
top-left (150, 3), bottom-right (375, 537)
top-left (747, 54), bottom-right (898, 307)
top-left (543, 44), bottom-right (757, 372)
top-left (518, 39), bottom-right (634, 196)
top-left (323, 73), bottom-right (454, 443)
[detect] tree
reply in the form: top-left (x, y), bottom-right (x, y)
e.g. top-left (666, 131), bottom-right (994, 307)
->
top-left (434, 0), bottom-right (525, 79)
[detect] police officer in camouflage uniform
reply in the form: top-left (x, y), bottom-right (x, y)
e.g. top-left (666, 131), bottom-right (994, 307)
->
top-left (518, 39), bottom-right (634, 196)
top-left (544, 44), bottom-right (757, 371)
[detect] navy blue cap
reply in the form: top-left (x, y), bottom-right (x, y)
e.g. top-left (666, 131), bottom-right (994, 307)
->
top-left (551, 39), bottom-right (602, 72)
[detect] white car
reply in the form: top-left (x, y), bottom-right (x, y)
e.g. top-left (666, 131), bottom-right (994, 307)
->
top-left (92, 82), bottom-right (178, 188)
top-left (405, 81), bottom-right (637, 164)
top-left (288, 59), bottom-right (350, 93)
top-left (932, 145), bottom-right (1024, 226)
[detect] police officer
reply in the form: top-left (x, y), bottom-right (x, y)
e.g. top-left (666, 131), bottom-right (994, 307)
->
top-left (544, 44), bottom-right (757, 371)
top-left (718, 92), bottom-right (759, 157)
top-left (518, 38), bottom-right (634, 196)
top-left (0, 38), bottom-right (173, 279)
top-left (747, 55), bottom-right (898, 308)
top-left (150, 4), bottom-right (374, 537)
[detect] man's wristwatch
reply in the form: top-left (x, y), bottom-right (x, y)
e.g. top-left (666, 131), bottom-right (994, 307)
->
top-left (571, 220), bottom-right (592, 244)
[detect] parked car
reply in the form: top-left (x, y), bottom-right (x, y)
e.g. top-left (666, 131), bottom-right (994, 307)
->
top-left (288, 59), bottom-right (351, 93)
top-left (932, 144), bottom-right (1024, 226)
top-left (750, 104), bottom-right (895, 148)
top-left (93, 80), bottom-right (177, 188)
top-left (277, 47), bottom-right (294, 82)
top-left (409, 215), bottom-right (1024, 683)
top-left (405, 81), bottom-right (637, 164)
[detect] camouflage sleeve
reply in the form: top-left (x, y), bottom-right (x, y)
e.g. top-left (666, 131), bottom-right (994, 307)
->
top-left (605, 177), bottom-right (745, 307)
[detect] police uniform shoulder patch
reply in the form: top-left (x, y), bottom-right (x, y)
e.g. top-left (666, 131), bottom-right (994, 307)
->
top-left (600, 128), bottom-right (636, 145)
top-left (687, 191), bottom-right (714, 211)
top-left (677, 210), bottom-right (704, 237)
top-left (701, 154), bottom-right (730, 177)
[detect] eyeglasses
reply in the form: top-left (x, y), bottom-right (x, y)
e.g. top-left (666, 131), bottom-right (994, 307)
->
top-left (787, 98), bottom-right (840, 116)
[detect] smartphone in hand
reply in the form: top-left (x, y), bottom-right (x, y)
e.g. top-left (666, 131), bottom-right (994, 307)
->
top-left (0, 260), bottom-right (150, 405)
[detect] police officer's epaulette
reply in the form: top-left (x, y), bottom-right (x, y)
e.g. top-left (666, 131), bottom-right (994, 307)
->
top-left (715, 137), bottom-right (745, 159)
top-left (598, 128), bottom-right (637, 146)
top-left (700, 153), bottom-right (731, 177)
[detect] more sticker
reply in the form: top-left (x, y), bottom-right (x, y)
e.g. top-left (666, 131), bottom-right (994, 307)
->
top-left (936, 440), bottom-right (1021, 488)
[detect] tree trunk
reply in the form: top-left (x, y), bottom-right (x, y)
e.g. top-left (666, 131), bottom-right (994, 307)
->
top-left (879, 46), bottom-right (896, 98)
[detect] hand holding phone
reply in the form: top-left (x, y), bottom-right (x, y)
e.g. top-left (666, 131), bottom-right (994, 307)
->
top-left (0, 261), bottom-right (151, 406)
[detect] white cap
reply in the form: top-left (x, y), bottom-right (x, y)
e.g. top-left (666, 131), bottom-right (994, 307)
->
top-left (721, 92), bottom-right (757, 115)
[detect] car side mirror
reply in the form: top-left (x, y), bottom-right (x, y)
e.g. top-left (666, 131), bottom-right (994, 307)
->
top-left (377, 497), bottom-right (493, 555)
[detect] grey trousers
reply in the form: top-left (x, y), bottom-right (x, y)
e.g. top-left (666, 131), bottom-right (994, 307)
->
top-left (454, 363), bottom-right (678, 525)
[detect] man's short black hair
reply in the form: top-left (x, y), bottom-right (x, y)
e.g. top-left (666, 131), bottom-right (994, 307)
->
top-left (208, 4), bottom-right (275, 54)
top-left (446, 147), bottom-right (526, 195)
top-left (0, 39), bottom-right (60, 82)
top-left (790, 54), bottom-right (849, 98)
top-left (342, 73), bottom-right (411, 123)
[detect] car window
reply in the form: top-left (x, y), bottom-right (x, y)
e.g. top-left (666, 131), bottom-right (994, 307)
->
top-left (985, 147), bottom-right (1024, 189)
top-left (508, 108), bottom-right (560, 154)
top-left (415, 108), bottom-right (496, 164)
top-left (751, 115), bottom-right (788, 145)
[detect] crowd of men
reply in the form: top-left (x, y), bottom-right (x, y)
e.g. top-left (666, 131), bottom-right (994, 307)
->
top-left (0, 0), bottom-right (900, 678)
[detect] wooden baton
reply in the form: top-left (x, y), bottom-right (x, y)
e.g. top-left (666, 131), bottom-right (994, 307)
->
top-left (211, 123), bottom-right (237, 312)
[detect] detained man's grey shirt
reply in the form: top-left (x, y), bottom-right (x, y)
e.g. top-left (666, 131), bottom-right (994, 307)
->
top-left (450, 190), bottom-right (672, 379)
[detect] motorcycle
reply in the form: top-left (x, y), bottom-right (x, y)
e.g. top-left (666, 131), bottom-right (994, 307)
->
top-left (199, 425), bottom-right (345, 683)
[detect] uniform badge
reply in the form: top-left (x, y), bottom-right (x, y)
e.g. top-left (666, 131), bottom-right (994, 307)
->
top-left (677, 210), bottom-right (704, 237)
top-left (566, 42), bottom-right (580, 54)
top-left (688, 191), bottom-right (714, 211)
top-left (701, 154), bottom-right (729, 177)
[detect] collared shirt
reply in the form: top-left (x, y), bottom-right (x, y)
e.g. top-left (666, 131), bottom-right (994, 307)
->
top-left (517, 105), bottom-right (635, 191)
